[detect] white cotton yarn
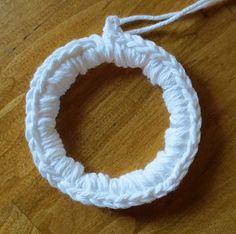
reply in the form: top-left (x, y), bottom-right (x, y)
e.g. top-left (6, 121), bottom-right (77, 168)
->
top-left (118, 0), bottom-right (223, 34)
top-left (25, 0), bottom-right (223, 209)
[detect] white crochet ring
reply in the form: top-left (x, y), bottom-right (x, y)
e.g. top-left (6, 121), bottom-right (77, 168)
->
top-left (24, 0), bottom-right (219, 209)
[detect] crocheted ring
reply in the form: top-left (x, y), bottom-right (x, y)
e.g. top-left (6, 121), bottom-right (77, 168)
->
top-left (25, 17), bottom-right (201, 209)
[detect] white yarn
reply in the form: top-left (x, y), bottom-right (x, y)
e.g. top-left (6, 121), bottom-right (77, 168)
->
top-left (119, 0), bottom-right (224, 34)
top-left (24, 0), bottom-right (223, 209)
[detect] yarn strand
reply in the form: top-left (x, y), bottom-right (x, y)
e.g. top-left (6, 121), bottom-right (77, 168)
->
top-left (118, 0), bottom-right (224, 34)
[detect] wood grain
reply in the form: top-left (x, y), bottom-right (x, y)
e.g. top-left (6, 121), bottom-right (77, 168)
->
top-left (0, 0), bottom-right (236, 233)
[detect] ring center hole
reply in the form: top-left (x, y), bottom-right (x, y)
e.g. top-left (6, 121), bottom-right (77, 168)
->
top-left (56, 63), bottom-right (168, 177)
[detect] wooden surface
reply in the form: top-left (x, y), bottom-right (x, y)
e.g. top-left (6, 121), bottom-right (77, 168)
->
top-left (0, 0), bottom-right (236, 233)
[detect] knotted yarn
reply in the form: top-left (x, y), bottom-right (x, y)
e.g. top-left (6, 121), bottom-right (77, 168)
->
top-left (25, 0), bottom-right (222, 208)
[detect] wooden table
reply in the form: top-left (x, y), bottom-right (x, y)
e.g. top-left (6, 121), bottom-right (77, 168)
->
top-left (0, 1), bottom-right (235, 233)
